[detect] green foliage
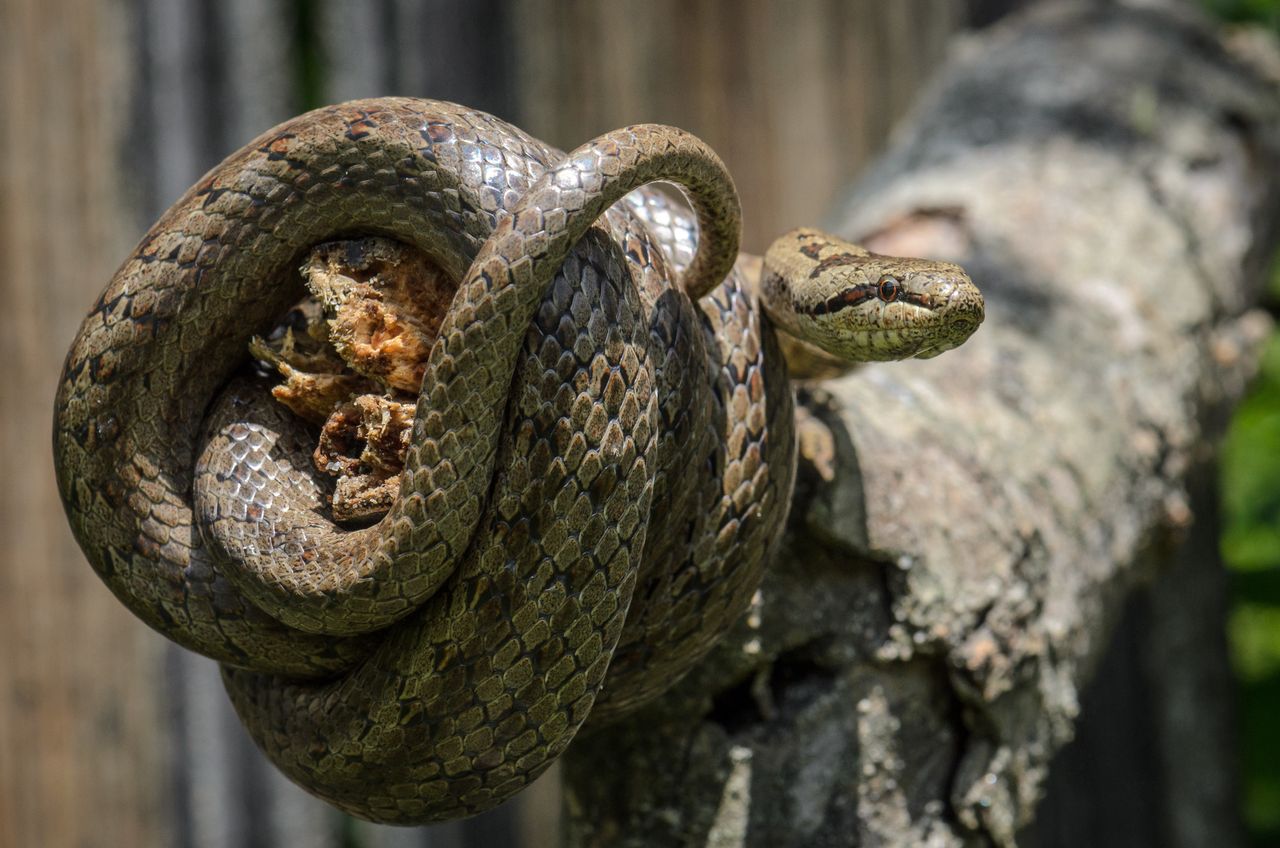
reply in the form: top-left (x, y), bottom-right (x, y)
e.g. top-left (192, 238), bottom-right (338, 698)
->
top-left (1221, 257), bottom-right (1280, 842)
top-left (1238, 666), bottom-right (1280, 836)
top-left (1223, 334), bottom-right (1280, 572)
top-left (1201, 0), bottom-right (1280, 29)
top-left (1207, 3), bottom-right (1280, 837)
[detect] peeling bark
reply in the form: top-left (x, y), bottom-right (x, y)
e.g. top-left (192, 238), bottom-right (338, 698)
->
top-left (562, 4), bottom-right (1280, 846)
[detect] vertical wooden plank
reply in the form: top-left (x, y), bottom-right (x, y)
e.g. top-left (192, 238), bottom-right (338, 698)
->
top-left (509, 0), bottom-right (963, 253)
top-left (318, 0), bottom-right (515, 117)
top-left (220, 0), bottom-right (300, 145)
top-left (0, 0), bottom-right (173, 846)
top-left (318, 0), bottom-right (394, 102)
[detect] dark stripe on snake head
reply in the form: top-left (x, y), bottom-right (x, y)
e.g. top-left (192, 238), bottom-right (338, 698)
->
top-left (799, 286), bottom-right (937, 317)
top-left (800, 285), bottom-right (876, 316)
top-left (808, 253), bottom-right (866, 278)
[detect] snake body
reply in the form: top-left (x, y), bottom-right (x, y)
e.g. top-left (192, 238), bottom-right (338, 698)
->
top-left (53, 98), bottom-right (982, 823)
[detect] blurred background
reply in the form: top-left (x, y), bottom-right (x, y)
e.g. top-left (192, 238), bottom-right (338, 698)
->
top-left (2, 0), bottom-right (1278, 846)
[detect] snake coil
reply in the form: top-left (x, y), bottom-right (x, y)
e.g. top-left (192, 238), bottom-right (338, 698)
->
top-left (53, 98), bottom-right (982, 823)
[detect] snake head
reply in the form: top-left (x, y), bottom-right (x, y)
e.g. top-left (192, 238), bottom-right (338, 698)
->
top-left (760, 227), bottom-right (984, 367)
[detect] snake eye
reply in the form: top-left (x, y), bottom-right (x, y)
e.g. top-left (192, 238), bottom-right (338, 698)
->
top-left (877, 276), bottom-right (900, 302)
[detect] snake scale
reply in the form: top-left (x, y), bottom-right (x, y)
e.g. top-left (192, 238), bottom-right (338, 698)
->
top-left (52, 98), bottom-right (982, 823)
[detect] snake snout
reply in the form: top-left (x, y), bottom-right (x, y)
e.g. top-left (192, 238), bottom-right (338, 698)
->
top-left (945, 282), bottom-right (985, 328)
top-left (911, 271), bottom-right (984, 357)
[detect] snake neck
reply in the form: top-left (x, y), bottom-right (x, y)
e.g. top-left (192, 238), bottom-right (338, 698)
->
top-left (737, 252), bottom-right (859, 381)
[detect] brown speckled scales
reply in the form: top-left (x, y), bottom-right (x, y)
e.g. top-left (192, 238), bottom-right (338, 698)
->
top-left (53, 98), bottom-right (795, 822)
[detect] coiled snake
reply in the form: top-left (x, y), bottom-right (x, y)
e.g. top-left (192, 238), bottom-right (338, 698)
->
top-left (52, 98), bottom-right (982, 823)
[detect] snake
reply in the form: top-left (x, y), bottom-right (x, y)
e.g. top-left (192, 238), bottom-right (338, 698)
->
top-left (52, 98), bottom-right (982, 824)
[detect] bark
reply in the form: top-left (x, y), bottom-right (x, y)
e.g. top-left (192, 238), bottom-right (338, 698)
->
top-left (562, 4), bottom-right (1280, 846)
top-left (1026, 464), bottom-right (1245, 847)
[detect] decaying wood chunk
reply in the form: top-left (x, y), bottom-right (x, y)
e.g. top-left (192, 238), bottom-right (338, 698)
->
top-left (315, 394), bottom-right (417, 523)
top-left (252, 237), bottom-right (455, 522)
top-left (306, 237), bottom-right (455, 393)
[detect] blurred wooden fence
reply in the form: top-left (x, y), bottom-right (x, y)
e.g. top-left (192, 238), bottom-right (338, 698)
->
top-left (0, 1), bottom-right (1003, 845)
